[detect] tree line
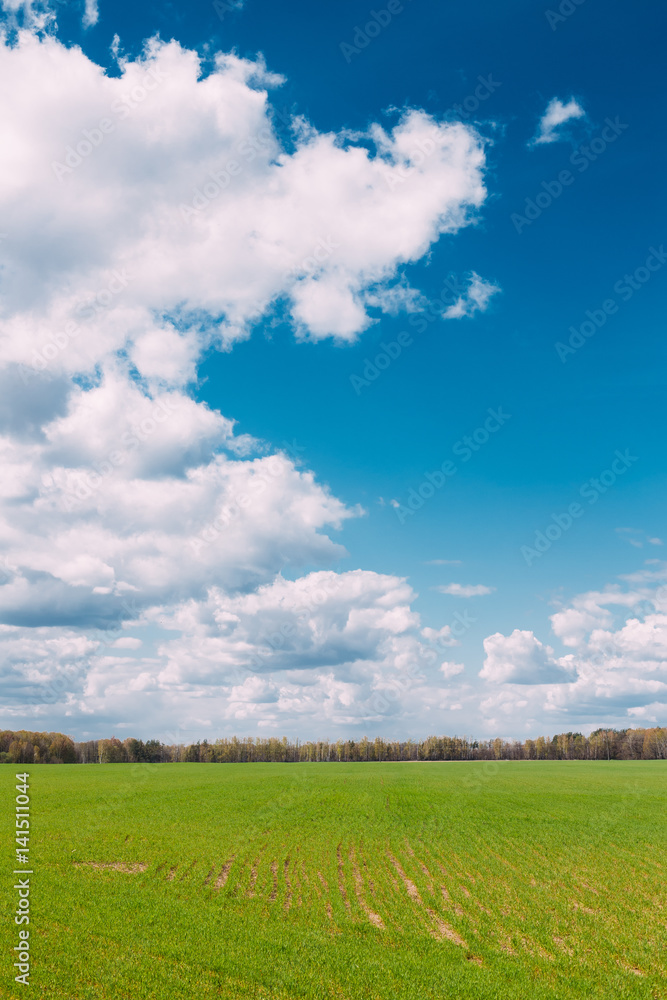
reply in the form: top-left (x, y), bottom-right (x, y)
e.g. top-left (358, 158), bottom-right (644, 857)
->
top-left (1, 727), bottom-right (666, 763)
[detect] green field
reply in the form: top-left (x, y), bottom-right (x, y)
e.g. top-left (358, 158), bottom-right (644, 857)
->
top-left (2, 762), bottom-right (666, 999)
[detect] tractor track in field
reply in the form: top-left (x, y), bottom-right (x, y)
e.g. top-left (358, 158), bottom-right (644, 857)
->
top-left (337, 843), bottom-right (351, 913)
top-left (178, 859), bottom-right (198, 882)
top-left (247, 859), bottom-right (259, 897)
top-left (350, 846), bottom-right (384, 929)
top-left (361, 853), bottom-right (376, 897)
top-left (70, 845), bottom-right (495, 958)
top-left (72, 841), bottom-right (631, 971)
top-left (404, 838), bottom-right (436, 890)
top-left (284, 856), bottom-right (293, 911)
top-left (213, 857), bottom-right (235, 890)
top-left (387, 851), bottom-right (422, 903)
top-left (269, 860), bottom-right (278, 901)
top-left (387, 850), bottom-right (476, 955)
top-left (299, 857), bottom-right (310, 892)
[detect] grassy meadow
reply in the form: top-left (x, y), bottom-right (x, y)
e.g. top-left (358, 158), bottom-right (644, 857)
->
top-left (1, 761), bottom-right (666, 999)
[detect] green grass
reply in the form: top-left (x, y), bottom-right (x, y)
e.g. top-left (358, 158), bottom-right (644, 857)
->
top-left (1, 761), bottom-right (666, 999)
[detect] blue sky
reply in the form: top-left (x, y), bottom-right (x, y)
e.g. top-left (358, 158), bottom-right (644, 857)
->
top-left (0, 0), bottom-right (665, 741)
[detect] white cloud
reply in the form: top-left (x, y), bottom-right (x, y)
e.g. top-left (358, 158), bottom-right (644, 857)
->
top-left (616, 527), bottom-right (664, 549)
top-left (7, 546), bottom-right (667, 736)
top-left (363, 279), bottom-right (426, 315)
top-left (0, 625), bottom-right (96, 712)
top-left (627, 702), bottom-right (667, 722)
top-left (154, 569), bottom-right (420, 687)
top-left (440, 661), bottom-right (465, 679)
top-left (550, 588), bottom-right (643, 647)
top-left (0, 373), bottom-right (358, 630)
top-left (111, 637), bottom-right (142, 650)
top-left (436, 583), bottom-right (494, 597)
top-left (480, 629), bottom-right (574, 684)
top-left (440, 272), bottom-right (500, 319)
top-left (479, 578), bottom-right (667, 732)
top-left (0, 32), bottom-right (490, 376)
top-left (421, 625), bottom-right (460, 647)
top-left (0, 0), bottom-right (55, 33)
top-left (82, 0), bottom-right (98, 28)
top-left (2, 569), bottom-right (456, 735)
top-left (530, 97), bottom-right (585, 146)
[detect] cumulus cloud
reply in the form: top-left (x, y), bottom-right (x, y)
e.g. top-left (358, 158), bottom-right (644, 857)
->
top-left (0, 32), bottom-right (491, 375)
top-left (480, 629), bottom-right (574, 684)
top-left (627, 701), bottom-right (667, 722)
top-left (530, 97), bottom-right (585, 146)
top-left (550, 587), bottom-right (644, 647)
top-left (0, 624), bottom-right (97, 717)
top-left (480, 579), bottom-right (667, 732)
top-left (154, 570), bottom-right (420, 687)
top-left (0, 374), bottom-right (358, 629)
top-left (436, 583), bottom-right (494, 597)
top-left (2, 569), bottom-right (457, 735)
